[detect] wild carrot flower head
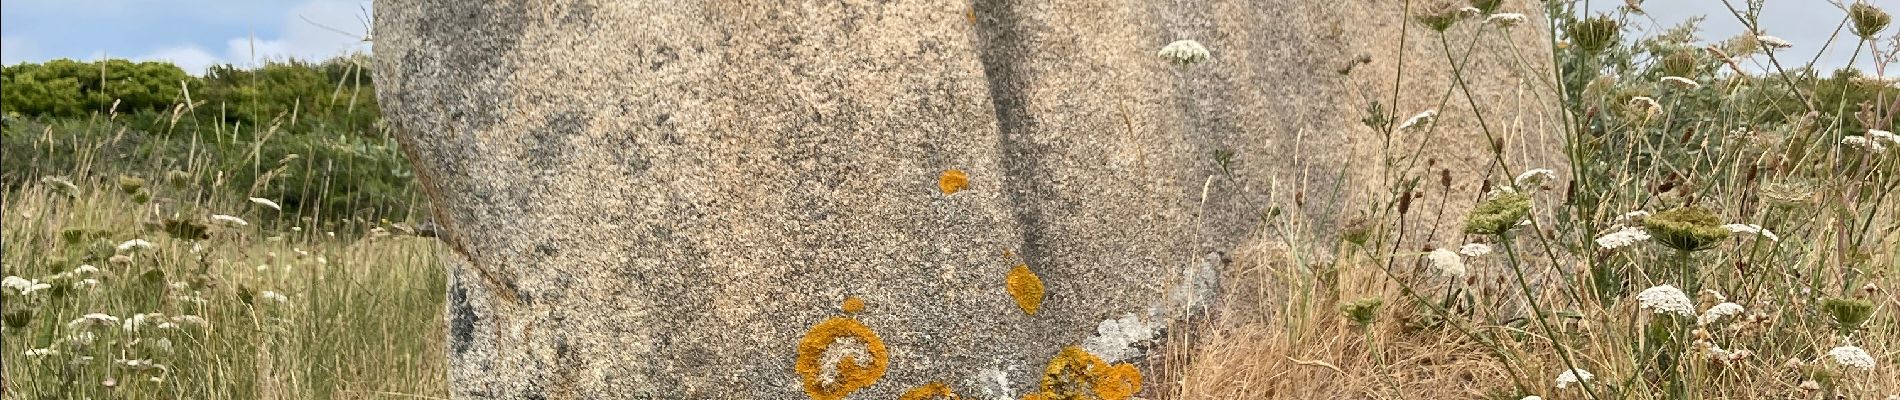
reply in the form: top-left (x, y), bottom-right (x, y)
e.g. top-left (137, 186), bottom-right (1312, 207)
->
top-left (1821, 297), bottom-right (1875, 330)
top-left (1843, 135), bottom-right (1888, 152)
top-left (1458, 243), bottom-right (1492, 257)
top-left (1827, 345), bottom-right (1876, 371)
top-left (1637, 284), bottom-right (1696, 317)
top-left (1428, 248), bottom-right (1468, 278)
top-left (1755, 35), bottom-right (1793, 50)
top-left (1397, 110), bottom-right (1438, 133)
top-left (3, 276), bottom-right (51, 295)
top-left (1554, 368), bottom-right (1593, 389)
top-left (1514, 168), bottom-right (1557, 189)
top-left (261, 291), bottom-right (291, 305)
top-left (1643, 206), bottom-right (1731, 252)
top-left (116, 239), bottom-right (155, 253)
top-left (68, 313), bottom-right (120, 329)
top-left (1157, 40), bottom-right (1211, 66)
top-left (1698, 302), bottom-right (1744, 325)
top-left (1720, 224), bottom-right (1779, 242)
top-left (1464, 191), bottom-right (1531, 235)
top-left (1869, 129), bottom-right (1899, 145)
top-left (211, 214), bottom-right (250, 227)
top-left (1660, 76), bottom-right (1701, 89)
top-left (249, 197), bottom-right (283, 211)
top-left (1567, 16), bottom-right (1620, 53)
top-left (1485, 13), bottom-right (1527, 27)
top-left (1851, 3), bottom-right (1891, 39)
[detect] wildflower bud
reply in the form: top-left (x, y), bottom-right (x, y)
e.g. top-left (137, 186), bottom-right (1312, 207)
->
top-left (164, 170), bottom-right (192, 188)
top-left (1851, 3), bottom-right (1892, 39)
top-left (1398, 190), bottom-right (1415, 215)
top-left (1568, 16), bottom-right (1621, 54)
top-left (1863, 282), bottom-right (1879, 296)
top-left (1464, 191), bottom-right (1531, 235)
top-left (1783, 358), bottom-right (1806, 369)
top-left (1341, 217), bottom-right (1374, 246)
top-left (1642, 206), bottom-right (1731, 252)
top-left (1157, 40), bottom-right (1211, 66)
top-left (116, 175), bottom-right (146, 195)
top-left (1340, 297), bottom-right (1384, 327)
top-left (1797, 380), bottom-right (1820, 392)
top-left (1469, 0), bottom-right (1502, 14)
top-left (1415, 0), bottom-right (1466, 32)
top-left (1439, 169), bottom-right (1452, 188)
top-left (3, 308), bottom-right (33, 329)
top-left (1819, 297), bottom-right (1874, 331)
top-left (1661, 51), bottom-right (1698, 77)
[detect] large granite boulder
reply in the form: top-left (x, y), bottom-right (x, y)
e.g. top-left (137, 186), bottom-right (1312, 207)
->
top-left (373, 0), bottom-right (1550, 398)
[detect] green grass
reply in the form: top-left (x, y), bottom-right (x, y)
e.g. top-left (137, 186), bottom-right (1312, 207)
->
top-left (2, 150), bottom-right (444, 399)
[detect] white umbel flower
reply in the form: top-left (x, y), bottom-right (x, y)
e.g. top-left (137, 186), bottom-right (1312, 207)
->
top-left (210, 214), bottom-right (249, 227)
top-left (1828, 345), bottom-right (1876, 371)
top-left (1428, 248), bottom-right (1468, 278)
top-left (1158, 40), bottom-right (1211, 66)
top-left (3, 276), bottom-right (51, 295)
top-left (1698, 302), bottom-right (1745, 325)
top-left (73, 264), bottom-right (100, 275)
top-left (1515, 168), bottom-right (1557, 188)
top-left (23, 348), bottom-right (59, 358)
top-left (1397, 110), bottom-right (1438, 133)
top-left (1595, 226), bottom-right (1651, 250)
top-left (170, 315), bottom-right (209, 327)
top-left (249, 197), bottom-right (283, 211)
top-left (1521, 397), bottom-right (1543, 400)
top-left (1555, 368), bottom-right (1594, 389)
top-left (1485, 13), bottom-right (1527, 27)
top-left (1756, 35), bottom-right (1793, 50)
top-left (116, 239), bottom-right (155, 253)
top-left (1721, 224), bottom-right (1779, 242)
top-left (1870, 129), bottom-right (1899, 144)
top-left (260, 291), bottom-right (291, 304)
top-left (1458, 243), bottom-right (1493, 257)
top-left (1637, 284), bottom-right (1696, 317)
top-left (68, 313), bottom-right (121, 329)
top-left (1661, 76), bottom-right (1701, 89)
top-left (1843, 135), bottom-right (1887, 152)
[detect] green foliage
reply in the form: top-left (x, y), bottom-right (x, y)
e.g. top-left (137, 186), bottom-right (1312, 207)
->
top-left (1643, 206), bottom-right (1731, 252)
top-left (1, 55), bottom-right (411, 224)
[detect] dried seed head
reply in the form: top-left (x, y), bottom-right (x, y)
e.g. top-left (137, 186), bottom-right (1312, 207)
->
top-left (1851, 3), bottom-right (1892, 39)
top-left (1568, 16), bottom-right (1622, 53)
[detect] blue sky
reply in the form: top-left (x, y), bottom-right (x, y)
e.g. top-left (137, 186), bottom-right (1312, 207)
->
top-left (0, 1), bottom-right (1894, 75)
top-left (1, 0), bottom-right (371, 74)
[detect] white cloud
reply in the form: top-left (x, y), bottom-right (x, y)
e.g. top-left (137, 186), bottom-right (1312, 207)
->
top-left (2, 36), bottom-right (39, 65)
top-left (138, 45), bottom-right (221, 75)
top-left (223, 1), bottom-right (370, 67)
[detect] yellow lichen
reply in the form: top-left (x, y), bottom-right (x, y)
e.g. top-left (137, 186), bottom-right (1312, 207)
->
top-left (1093, 363), bottom-right (1142, 399)
top-left (939, 169), bottom-right (970, 194)
top-left (898, 381), bottom-right (961, 400)
top-left (841, 297), bottom-right (866, 314)
top-left (1026, 346), bottom-right (1144, 400)
top-left (794, 317), bottom-right (888, 400)
top-left (1006, 264), bottom-right (1045, 315)
top-left (1020, 393), bottom-right (1050, 400)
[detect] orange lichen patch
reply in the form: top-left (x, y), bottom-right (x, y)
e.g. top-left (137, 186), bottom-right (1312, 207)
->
top-left (898, 381), bottom-right (961, 400)
top-left (1027, 346), bottom-right (1144, 400)
top-left (938, 169), bottom-right (970, 194)
top-left (841, 296), bottom-right (866, 314)
top-left (794, 317), bottom-right (889, 400)
top-left (1005, 264), bottom-right (1045, 315)
top-left (1020, 393), bottom-right (1050, 400)
top-left (1093, 363), bottom-right (1142, 399)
